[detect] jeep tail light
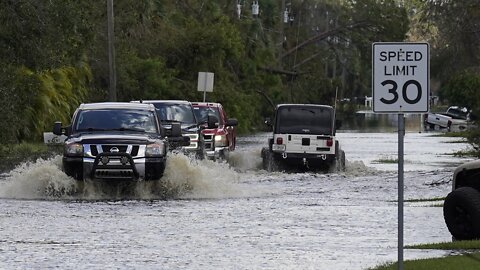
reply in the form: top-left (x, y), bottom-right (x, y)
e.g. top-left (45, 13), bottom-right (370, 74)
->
top-left (276, 137), bottom-right (283, 145)
top-left (326, 138), bottom-right (333, 147)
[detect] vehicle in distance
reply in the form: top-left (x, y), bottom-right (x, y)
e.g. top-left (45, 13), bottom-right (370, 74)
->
top-left (191, 102), bottom-right (238, 161)
top-left (261, 104), bottom-right (345, 172)
top-left (425, 106), bottom-right (473, 132)
top-left (52, 102), bottom-right (183, 181)
top-left (133, 100), bottom-right (205, 159)
top-left (444, 160), bottom-right (480, 240)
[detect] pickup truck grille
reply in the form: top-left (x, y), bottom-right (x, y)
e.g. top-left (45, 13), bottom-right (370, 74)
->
top-left (202, 134), bottom-right (214, 151)
top-left (89, 145), bottom-right (140, 157)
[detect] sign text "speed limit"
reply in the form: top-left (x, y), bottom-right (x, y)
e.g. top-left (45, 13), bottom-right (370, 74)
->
top-left (372, 42), bottom-right (429, 113)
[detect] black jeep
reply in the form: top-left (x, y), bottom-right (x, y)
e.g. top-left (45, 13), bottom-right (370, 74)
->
top-left (53, 102), bottom-right (185, 181)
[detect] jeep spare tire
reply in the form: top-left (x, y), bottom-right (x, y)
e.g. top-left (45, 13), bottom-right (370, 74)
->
top-left (444, 187), bottom-right (480, 240)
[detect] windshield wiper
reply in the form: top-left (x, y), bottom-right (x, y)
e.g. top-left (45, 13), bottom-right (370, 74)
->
top-left (77, 127), bottom-right (107, 132)
top-left (161, 119), bottom-right (184, 124)
top-left (108, 127), bottom-right (146, 132)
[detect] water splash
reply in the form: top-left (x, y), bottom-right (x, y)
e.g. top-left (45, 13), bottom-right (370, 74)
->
top-left (0, 156), bottom-right (77, 199)
top-left (344, 160), bottom-right (380, 177)
top-left (0, 153), bottom-right (251, 200)
top-left (161, 153), bottom-right (245, 199)
top-left (228, 149), bottom-right (263, 172)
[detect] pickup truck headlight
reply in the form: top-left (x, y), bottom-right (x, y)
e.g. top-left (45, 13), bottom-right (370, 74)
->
top-left (64, 143), bottom-right (83, 156)
top-left (146, 142), bottom-right (165, 157)
top-left (214, 134), bottom-right (228, 147)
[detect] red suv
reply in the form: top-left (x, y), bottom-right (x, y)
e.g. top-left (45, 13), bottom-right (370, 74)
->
top-left (191, 102), bottom-right (238, 161)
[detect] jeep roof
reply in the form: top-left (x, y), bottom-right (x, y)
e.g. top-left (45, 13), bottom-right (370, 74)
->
top-left (273, 104), bottom-right (335, 135)
top-left (276, 104), bottom-right (333, 110)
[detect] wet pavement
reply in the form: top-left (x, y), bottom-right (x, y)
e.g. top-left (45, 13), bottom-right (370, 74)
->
top-left (0, 129), bottom-right (473, 269)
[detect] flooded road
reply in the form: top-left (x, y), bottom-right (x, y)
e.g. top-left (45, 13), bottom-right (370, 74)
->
top-left (0, 127), bottom-right (474, 269)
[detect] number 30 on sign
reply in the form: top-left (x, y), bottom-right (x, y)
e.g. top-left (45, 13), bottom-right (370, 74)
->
top-left (372, 42), bottom-right (429, 113)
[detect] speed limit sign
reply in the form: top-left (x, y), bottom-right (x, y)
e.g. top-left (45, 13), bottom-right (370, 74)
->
top-left (372, 42), bottom-right (429, 113)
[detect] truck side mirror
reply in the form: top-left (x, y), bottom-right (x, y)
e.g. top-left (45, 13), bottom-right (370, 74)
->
top-left (335, 120), bottom-right (342, 130)
top-left (53, 122), bottom-right (63, 135)
top-left (207, 115), bottom-right (219, 129)
top-left (264, 117), bottom-right (272, 126)
top-left (170, 122), bottom-right (182, 137)
top-left (226, 118), bottom-right (238, 127)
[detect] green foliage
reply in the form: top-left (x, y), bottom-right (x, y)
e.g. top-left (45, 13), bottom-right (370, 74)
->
top-left (117, 54), bottom-right (179, 101)
top-left (439, 71), bottom-right (480, 110)
top-left (0, 0), bottom-right (416, 142)
top-left (0, 0), bottom-right (96, 69)
top-left (15, 61), bottom-right (91, 141)
top-left (421, 1), bottom-right (480, 81)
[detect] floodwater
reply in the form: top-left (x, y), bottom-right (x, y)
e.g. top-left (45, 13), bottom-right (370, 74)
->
top-left (0, 114), bottom-right (475, 270)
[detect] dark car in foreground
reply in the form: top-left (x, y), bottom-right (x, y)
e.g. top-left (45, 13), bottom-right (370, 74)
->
top-left (53, 102), bottom-right (183, 181)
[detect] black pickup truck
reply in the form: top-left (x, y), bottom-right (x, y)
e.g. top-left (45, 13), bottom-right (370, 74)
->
top-left (53, 102), bottom-right (186, 181)
top-left (133, 100), bottom-right (206, 159)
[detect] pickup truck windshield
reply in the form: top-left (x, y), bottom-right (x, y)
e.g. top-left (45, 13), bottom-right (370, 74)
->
top-left (75, 109), bottom-right (157, 133)
top-left (276, 106), bottom-right (333, 135)
top-left (446, 107), bottom-right (469, 120)
top-left (193, 106), bottom-right (220, 123)
top-left (153, 103), bottom-right (196, 124)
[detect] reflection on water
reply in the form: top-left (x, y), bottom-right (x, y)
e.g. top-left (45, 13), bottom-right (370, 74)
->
top-left (341, 111), bottom-right (424, 132)
top-left (0, 122), bottom-right (474, 270)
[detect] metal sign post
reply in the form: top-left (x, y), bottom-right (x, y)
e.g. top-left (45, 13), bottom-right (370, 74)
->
top-left (398, 113), bottom-right (404, 270)
top-left (372, 42), bottom-right (429, 270)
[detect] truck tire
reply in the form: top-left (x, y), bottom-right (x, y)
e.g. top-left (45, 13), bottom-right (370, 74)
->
top-left (332, 142), bottom-right (346, 172)
top-left (261, 147), bottom-right (277, 172)
top-left (338, 150), bottom-right (346, 171)
top-left (444, 187), bottom-right (480, 240)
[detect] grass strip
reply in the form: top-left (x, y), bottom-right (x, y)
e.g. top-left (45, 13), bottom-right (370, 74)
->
top-left (373, 158), bottom-right (398, 164)
top-left (407, 240), bottom-right (480, 250)
top-left (370, 252), bottom-right (480, 270)
top-left (370, 240), bottom-right (480, 269)
top-left (405, 197), bottom-right (445, 203)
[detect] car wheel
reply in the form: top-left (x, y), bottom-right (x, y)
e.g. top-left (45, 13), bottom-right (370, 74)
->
top-left (261, 147), bottom-right (276, 172)
top-left (333, 143), bottom-right (346, 172)
top-left (444, 187), bottom-right (480, 240)
top-left (338, 150), bottom-right (346, 171)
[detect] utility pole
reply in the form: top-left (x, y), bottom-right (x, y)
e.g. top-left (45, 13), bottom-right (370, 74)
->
top-left (279, 0), bottom-right (286, 65)
top-left (107, 0), bottom-right (117, 101)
